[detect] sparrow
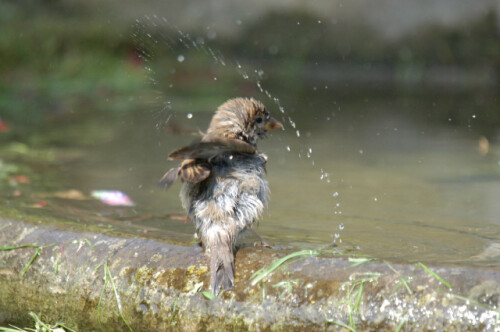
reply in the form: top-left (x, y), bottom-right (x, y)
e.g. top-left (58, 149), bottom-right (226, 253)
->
top-left (160, 97), bottom-right (282, 294)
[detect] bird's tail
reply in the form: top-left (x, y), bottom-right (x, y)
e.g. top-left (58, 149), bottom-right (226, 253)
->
top-left (205, 225), bottom-right (235, 294)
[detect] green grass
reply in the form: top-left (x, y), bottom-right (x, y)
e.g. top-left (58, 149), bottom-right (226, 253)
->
top-left (395, 316), bottom-right (407, 332)
top-left (334, 272), bottom-right (381, 331)
top-left (0, 243), bottom-right (55, 277)
top-left (250, 249), bottom-right (322, 286)
top-left (418, 262), bottom-right (452, 289)
top-left (0, 312), bottom-right (76, 332)
top-left (345, 257), bottom-right (374, 269)
top-left (202, 291), bottom-right (216, 300)
top-left (98, 261), bottom-right (133, 331)
top-left (167, 297), bottom-right (179, 327)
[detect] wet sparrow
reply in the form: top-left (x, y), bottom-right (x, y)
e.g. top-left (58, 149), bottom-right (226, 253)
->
top-left (160, 97), bottom-right (282, 294)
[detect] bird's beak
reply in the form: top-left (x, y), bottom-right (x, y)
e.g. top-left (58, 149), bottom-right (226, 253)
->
top-left (264, 117), bottom-right (283, 131)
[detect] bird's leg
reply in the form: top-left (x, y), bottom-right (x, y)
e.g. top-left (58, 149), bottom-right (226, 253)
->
top-left (246, 227), bottom-right (272, 248)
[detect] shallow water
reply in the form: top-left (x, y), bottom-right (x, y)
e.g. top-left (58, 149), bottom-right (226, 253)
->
top-left (2, 83), bottom-right (500, 269)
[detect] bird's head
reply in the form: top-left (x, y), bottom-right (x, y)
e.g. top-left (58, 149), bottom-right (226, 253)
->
top-left (205, 97), bottom-right (283, 146)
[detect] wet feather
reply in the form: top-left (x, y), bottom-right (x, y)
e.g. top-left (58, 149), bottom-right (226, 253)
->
top-left (160, 97), bottom-right (282, 294)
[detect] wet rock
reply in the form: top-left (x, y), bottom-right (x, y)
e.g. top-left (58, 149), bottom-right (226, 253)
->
top-left (1, 217), bottom-right (500, 331)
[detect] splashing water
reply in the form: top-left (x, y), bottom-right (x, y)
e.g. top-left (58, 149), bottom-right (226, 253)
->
top-left (134, 15), bottom-right (345, 242)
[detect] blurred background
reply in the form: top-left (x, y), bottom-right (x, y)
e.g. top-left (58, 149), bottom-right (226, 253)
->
top-left (1, 0), bottom-right (500, 265)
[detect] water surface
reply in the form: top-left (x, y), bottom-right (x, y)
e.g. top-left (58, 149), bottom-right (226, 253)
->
top-left (2, 84), bottom-right (499, 269)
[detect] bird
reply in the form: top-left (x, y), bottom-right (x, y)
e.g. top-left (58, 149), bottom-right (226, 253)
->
top-left (160, 97), bottom-right (282, 294)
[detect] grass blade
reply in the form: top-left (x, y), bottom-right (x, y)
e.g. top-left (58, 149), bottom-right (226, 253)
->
top-left (0, 326), bottom-right (26, 332)
top-left (202, 291), bottom-right (216, 300)
top-left (346, 257), bottom-right (374, 269)
top-left (250, 249), bottom-right (321, 286)
top-left (104, 263), bottom-right (133, 332)
top-left (20, 247), bottom-right (41, 276)
top-left (326, 319), bottom-right (357, 332)
top-left (353, 283), bottom-right (364, 312)
top-left (418, 262), bottom-right (452, 288)
top-left (167, 297), bottom-right (179, 326)
top-left (448, 292), bottom-right (500, 313)
top-left (97, 262), bottom-right (109, 323)
top-left (400, 277), bottom-right (413, 295)
top-left (0, 244), bottom-right (39, 251)
top-left (395, 315), bottom-right (407, 332)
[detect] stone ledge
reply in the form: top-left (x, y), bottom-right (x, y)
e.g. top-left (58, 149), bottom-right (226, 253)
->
top-left (1, 218), bottom-right (499, 331)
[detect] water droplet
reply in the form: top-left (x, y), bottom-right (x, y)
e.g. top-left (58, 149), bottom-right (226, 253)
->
top-left (229, 155), bottom-right (233, 160)
top-left (448, 118), bottom-right (452, 122)
top-left (317, 20), bottom-right (322, 24)
top-left (332, 192), bottom-right (339, 197)
top-left (308, 148), bottom-right (312, 153)
top-left (187, 113), bottom-right (193, 119)
top-left (374, 197), bottom-right (378, 202)
top-left (296, 130), bottom-right (300, 137)
top-left (177, 55), bottom-right (185, 62)
top-left (472, 114), bottom-right (476, 119)
top-left (286, 146), bottom-right (291, 152)
top-left (213, 77), bottom-right (217, 80)
top-left (339, 223), bottom-right (344, 230)
top-left (336, 203), bottom-right (340, 207)
top-left (359, 149), bottom-right (364, 154)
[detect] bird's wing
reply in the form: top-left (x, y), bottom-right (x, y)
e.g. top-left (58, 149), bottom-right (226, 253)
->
top-left (179, 159), bottom-right (211, 183)
top-left (162, 138), bottom-right (253, 187)
top-left (159, 159), bottom-right (212, 189)
top-left (168, 139), bottom-right (255, 160)
top-left (159, 166), bottom-right (181, 189)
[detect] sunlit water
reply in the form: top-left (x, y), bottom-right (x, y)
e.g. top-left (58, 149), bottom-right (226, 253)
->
top-left (4, 86), bottom-right (499, 270)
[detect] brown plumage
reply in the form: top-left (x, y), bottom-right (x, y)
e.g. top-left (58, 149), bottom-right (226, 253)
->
top-left (160, 97), bottom-right (282, 294)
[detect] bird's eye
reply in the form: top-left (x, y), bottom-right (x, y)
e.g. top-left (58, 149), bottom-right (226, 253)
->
top-left (255, 117), bottom-right (263, 124)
